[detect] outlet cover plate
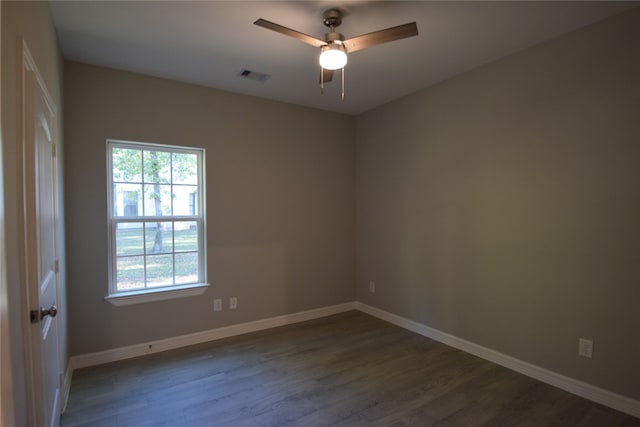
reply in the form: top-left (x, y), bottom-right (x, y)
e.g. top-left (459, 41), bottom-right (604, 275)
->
top-left (578, 338), bottom-right (593, 358)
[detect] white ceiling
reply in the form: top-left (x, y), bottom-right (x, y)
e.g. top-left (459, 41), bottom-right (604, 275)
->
top-left (50, 1), bottom-right (637, 115)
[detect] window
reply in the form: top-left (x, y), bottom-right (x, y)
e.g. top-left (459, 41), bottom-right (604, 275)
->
top-left (106, 140), bottom-right (207, 305)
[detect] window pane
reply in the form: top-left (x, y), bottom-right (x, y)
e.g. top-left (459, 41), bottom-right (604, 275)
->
top-left (113, 183), bottom-right (142, 217)
top-left (144, 184), bottom-right (172, 216)
top-left (175, 252), bottom-right (199, 285)
top-left (172, 152), bottom-right (198, 185)
top-left (146, 254), bottom-right (174, 288)
top-left (112, 148), bottom-right (142, 183)
top-left (174, 222), bottom-right (198, 252)
top-left (144, 150), bottom-right (171, 184)
top-left (173, 185), bottom-right (198, 216)
top-left (116, 256), bottom-right (145, 291)
top-left (116, 223), bottom-right (144, 256)
top-left (145, 222), bottom-right (173, 254)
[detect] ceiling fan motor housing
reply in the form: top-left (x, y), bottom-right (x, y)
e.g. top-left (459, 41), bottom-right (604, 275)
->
top-left (324, 31), bottom-right (345, 44)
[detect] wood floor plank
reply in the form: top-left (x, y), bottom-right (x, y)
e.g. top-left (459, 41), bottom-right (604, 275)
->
top-left (61, 311), bottom-right (640, 426)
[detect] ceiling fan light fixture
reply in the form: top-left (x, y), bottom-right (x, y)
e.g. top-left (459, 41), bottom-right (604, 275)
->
top-left (319, 43), bottom-right (347, 70)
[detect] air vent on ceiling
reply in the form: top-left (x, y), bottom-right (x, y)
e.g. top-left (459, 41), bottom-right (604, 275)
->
top-left (238, 69), bottom-right (271, 83)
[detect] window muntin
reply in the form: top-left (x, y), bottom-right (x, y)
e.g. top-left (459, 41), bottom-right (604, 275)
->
top-left (107, 140), bottom-right (205, 295)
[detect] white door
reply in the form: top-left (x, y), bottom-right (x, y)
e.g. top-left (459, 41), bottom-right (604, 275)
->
top-left (23, 44), bottom-right (61, 427)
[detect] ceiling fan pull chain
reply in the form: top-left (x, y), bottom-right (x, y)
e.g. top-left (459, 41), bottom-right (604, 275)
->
top-left (321, 66), bottom-right (324, 94)
top-left (341, 67), bottom-right (345, 101)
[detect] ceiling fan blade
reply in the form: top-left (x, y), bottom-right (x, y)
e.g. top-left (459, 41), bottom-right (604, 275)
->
top-left (254, 18), bottom-right (326, 48)
top-left (319, 68), bottom-right (334, 84)
top-left (343, 22), bottom-right (418, 53)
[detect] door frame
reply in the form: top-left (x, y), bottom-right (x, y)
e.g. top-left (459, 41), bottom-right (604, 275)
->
top-left (0, 3), bottom-right (12, 426)
top-left (20, 40), bottom-right (62, 427)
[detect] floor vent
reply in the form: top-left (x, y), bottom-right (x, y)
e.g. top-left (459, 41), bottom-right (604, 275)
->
top-left (238, 69), bottom-right (271, 82)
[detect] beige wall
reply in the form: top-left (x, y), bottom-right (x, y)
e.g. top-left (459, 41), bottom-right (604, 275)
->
top-left (64, 61), bottom-right (355, 355)
top-left (1, 1), bottom-right (65, 424)
top-left (356, 8), bottom-right (640, 400)
top-left (63, 3), bottom-right (640, 407)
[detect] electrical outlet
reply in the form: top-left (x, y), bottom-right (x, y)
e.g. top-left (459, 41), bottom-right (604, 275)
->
top-left (369, 281), bottom-right (375, 293)
top-left (214, 299), bottom-right (222, 312)
top-left (578, 338), bottom-right (593, 358)
top-left (230, 297), bottom-right (238, 309)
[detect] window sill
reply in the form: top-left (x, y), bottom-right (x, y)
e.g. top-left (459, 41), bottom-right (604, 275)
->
top-left (105, 283), bottom-right (210, 306)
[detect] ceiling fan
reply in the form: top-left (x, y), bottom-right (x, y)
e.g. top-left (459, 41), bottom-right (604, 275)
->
top-left (254, 9), bottom-right (418, 99)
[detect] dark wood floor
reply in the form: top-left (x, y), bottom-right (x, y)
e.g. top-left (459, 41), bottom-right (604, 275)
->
top-left (61, 311), bottom-right (639, 427)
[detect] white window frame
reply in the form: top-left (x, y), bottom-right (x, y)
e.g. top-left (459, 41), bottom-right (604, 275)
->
top-left (105, 139), bottom-right (208, 306)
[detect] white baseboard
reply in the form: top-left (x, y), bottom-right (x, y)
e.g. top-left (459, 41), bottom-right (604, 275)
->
top-left (69, 302), bottom-right (356, 371)
top-left (355, 302), bottom-right (640, 419)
